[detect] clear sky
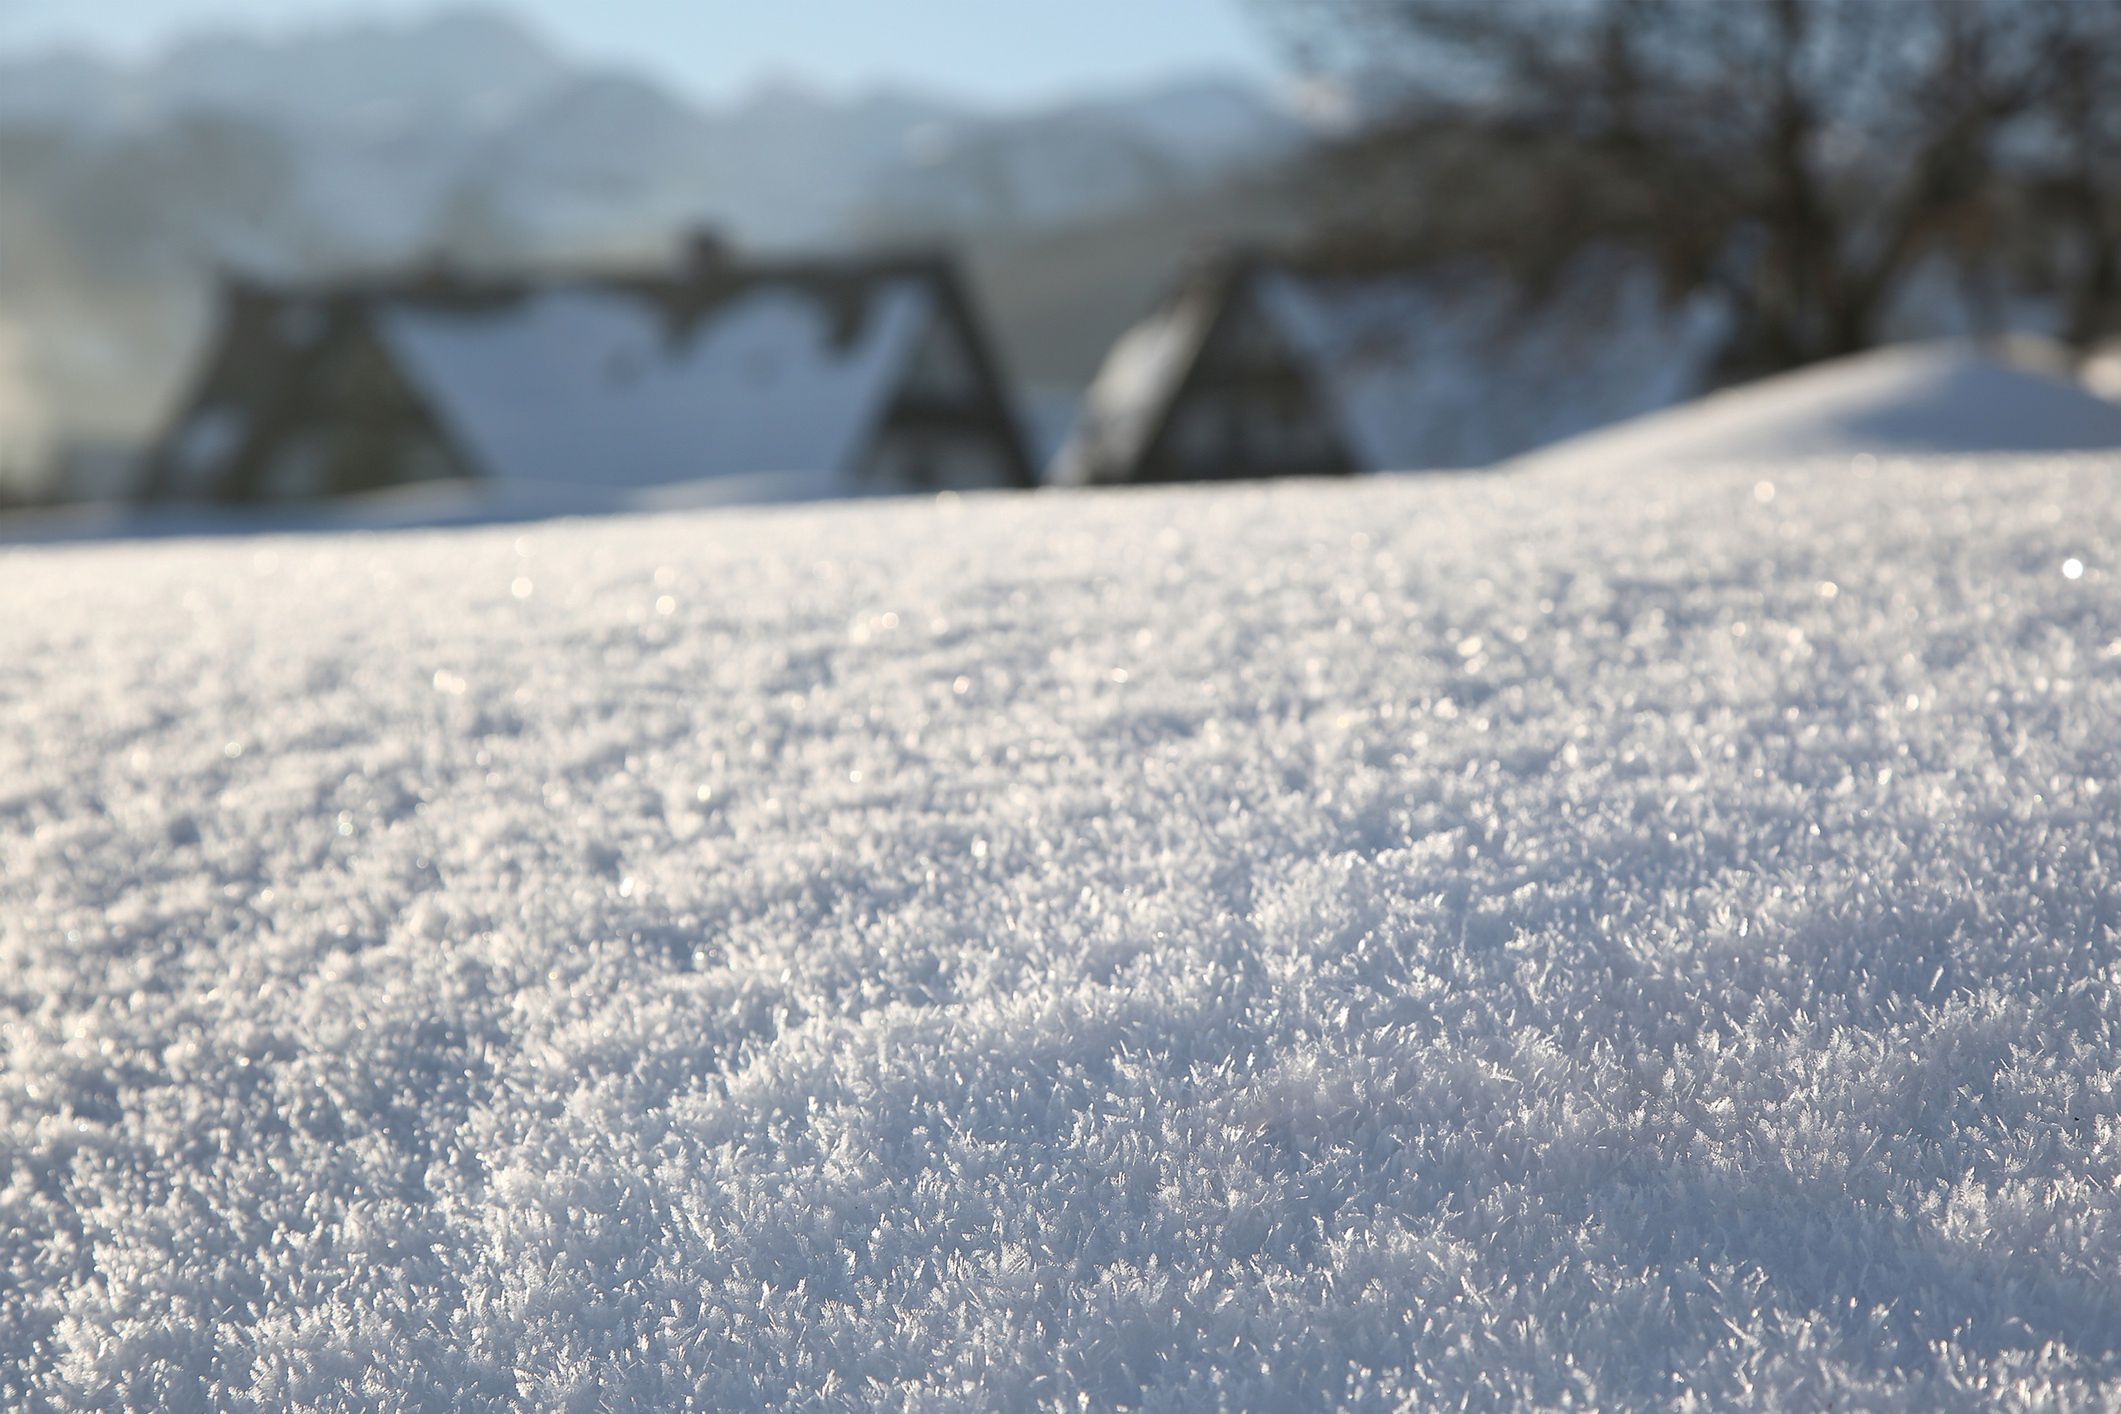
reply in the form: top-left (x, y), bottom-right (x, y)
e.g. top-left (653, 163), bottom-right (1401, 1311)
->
top-left (0, 0), bottom-right (1287, 105)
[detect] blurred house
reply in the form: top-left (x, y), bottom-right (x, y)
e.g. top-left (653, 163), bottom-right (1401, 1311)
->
top-left (1050, 252), bottom-right (1355, 486)
top-left (143, 238), bottom-right (1035, 506)
top-left (1051, 248), bottom-right (1730, 484)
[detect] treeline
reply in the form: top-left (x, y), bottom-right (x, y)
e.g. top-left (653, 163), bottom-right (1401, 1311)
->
top-left (1262, 0), bottom-right (2121, 379)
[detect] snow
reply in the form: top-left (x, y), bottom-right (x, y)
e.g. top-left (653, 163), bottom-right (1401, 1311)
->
top-left (1516, 340), bottom-right (2121, 474)
top-left (4, 449), bottom-right (2121, 1407)
top-left (378, 282), bottom-right (931, 492)
top-left (0, 471), bottom-right (905, 549)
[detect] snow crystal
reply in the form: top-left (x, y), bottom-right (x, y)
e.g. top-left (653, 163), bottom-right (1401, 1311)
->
top-left (3, 451), bottom-right (2121, 1407)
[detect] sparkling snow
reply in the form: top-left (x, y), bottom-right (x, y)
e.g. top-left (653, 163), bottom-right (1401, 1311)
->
top-left (3, 453), bottom-right (2121, 1408)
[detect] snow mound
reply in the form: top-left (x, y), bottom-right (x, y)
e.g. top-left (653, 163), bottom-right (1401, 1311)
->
top-left (4, 454), bottom-right (2121, 1407)
top-left (1515, 340), bottom-right (2121, 473)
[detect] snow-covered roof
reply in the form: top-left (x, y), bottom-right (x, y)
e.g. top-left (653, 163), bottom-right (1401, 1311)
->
top-left (377, 280), bottom-right (932, 489)
top-left (1255, 255), bottom-right (1730, 472)
top-left (1047, 284), bottom-right (1218, 486)
top-left (1058, 250), bottom-right (1733, 482)
top-left (1513, 339), bottom-right (2121, 473)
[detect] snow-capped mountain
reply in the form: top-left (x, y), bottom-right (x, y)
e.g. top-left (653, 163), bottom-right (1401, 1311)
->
top-left (0, 9), bottom-right (565, 138)
top-left (0, 8), bottom-right (1307, 255)
top-left (854, 76), bottom-right (1305, 237)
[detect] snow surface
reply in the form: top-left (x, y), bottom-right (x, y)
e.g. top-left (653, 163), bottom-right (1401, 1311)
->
top-left (4, 453), bottom-right (2121, 1408)
top-left (1516, 341), bottom-right (2121, 475)
top-left (379, 283), bottom-right (931, 491)
top-left (0, 469), bottom-right (908, 549)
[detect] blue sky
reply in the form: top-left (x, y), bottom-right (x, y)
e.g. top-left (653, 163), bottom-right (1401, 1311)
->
top-left (0, 1), bottom-right (1286, 104)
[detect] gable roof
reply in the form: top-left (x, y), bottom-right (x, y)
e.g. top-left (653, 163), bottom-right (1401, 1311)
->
top-left (1048, 264), bottom-right (1229, 486)
top-left (376, 278), bottom-right (932, 488)
top-left (1056, 248), bottom-right (1732, 483)
top-left (1257, 257), bottom-right (1728, 472)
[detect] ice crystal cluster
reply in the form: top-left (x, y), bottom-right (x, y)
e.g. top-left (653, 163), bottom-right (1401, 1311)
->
top-left (3, 454), bottom-right (2118, 1409)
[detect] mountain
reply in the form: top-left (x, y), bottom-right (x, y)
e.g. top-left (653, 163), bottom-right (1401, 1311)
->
top-left (851, 76), bottom-right (1306, 239)
top-left (0, 8), bottom-right (566, 137)
top-left (0, 9), bottom-right (1304, 251)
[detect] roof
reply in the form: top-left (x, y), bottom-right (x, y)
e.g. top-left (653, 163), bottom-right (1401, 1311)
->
top-left (376, 278), bottom-right (932, 488)
top-left (1048, 268), bottom-right (1225, 485)
top-left (1255, 255), bottom-right (1727, 471)
top-left (1057, 249), bottom-right (1732, 481)
top-left (162, 248), bottom-right (1014, 497)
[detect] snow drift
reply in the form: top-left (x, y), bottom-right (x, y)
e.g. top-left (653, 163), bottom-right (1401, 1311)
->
top-left (2, 449), bottom-right (2119, 1408)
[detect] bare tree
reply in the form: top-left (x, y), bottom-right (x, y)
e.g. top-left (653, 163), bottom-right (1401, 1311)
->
top-left (1260, 0), bottom-right (2121, 376)
top-left (2030, 0), bottom-right (2121, 345)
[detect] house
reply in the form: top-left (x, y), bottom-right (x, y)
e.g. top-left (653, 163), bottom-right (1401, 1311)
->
top-left (1050, 248), bottom-right (1730, 486)
top-left (143, 239), bottom-right (1036, 506)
